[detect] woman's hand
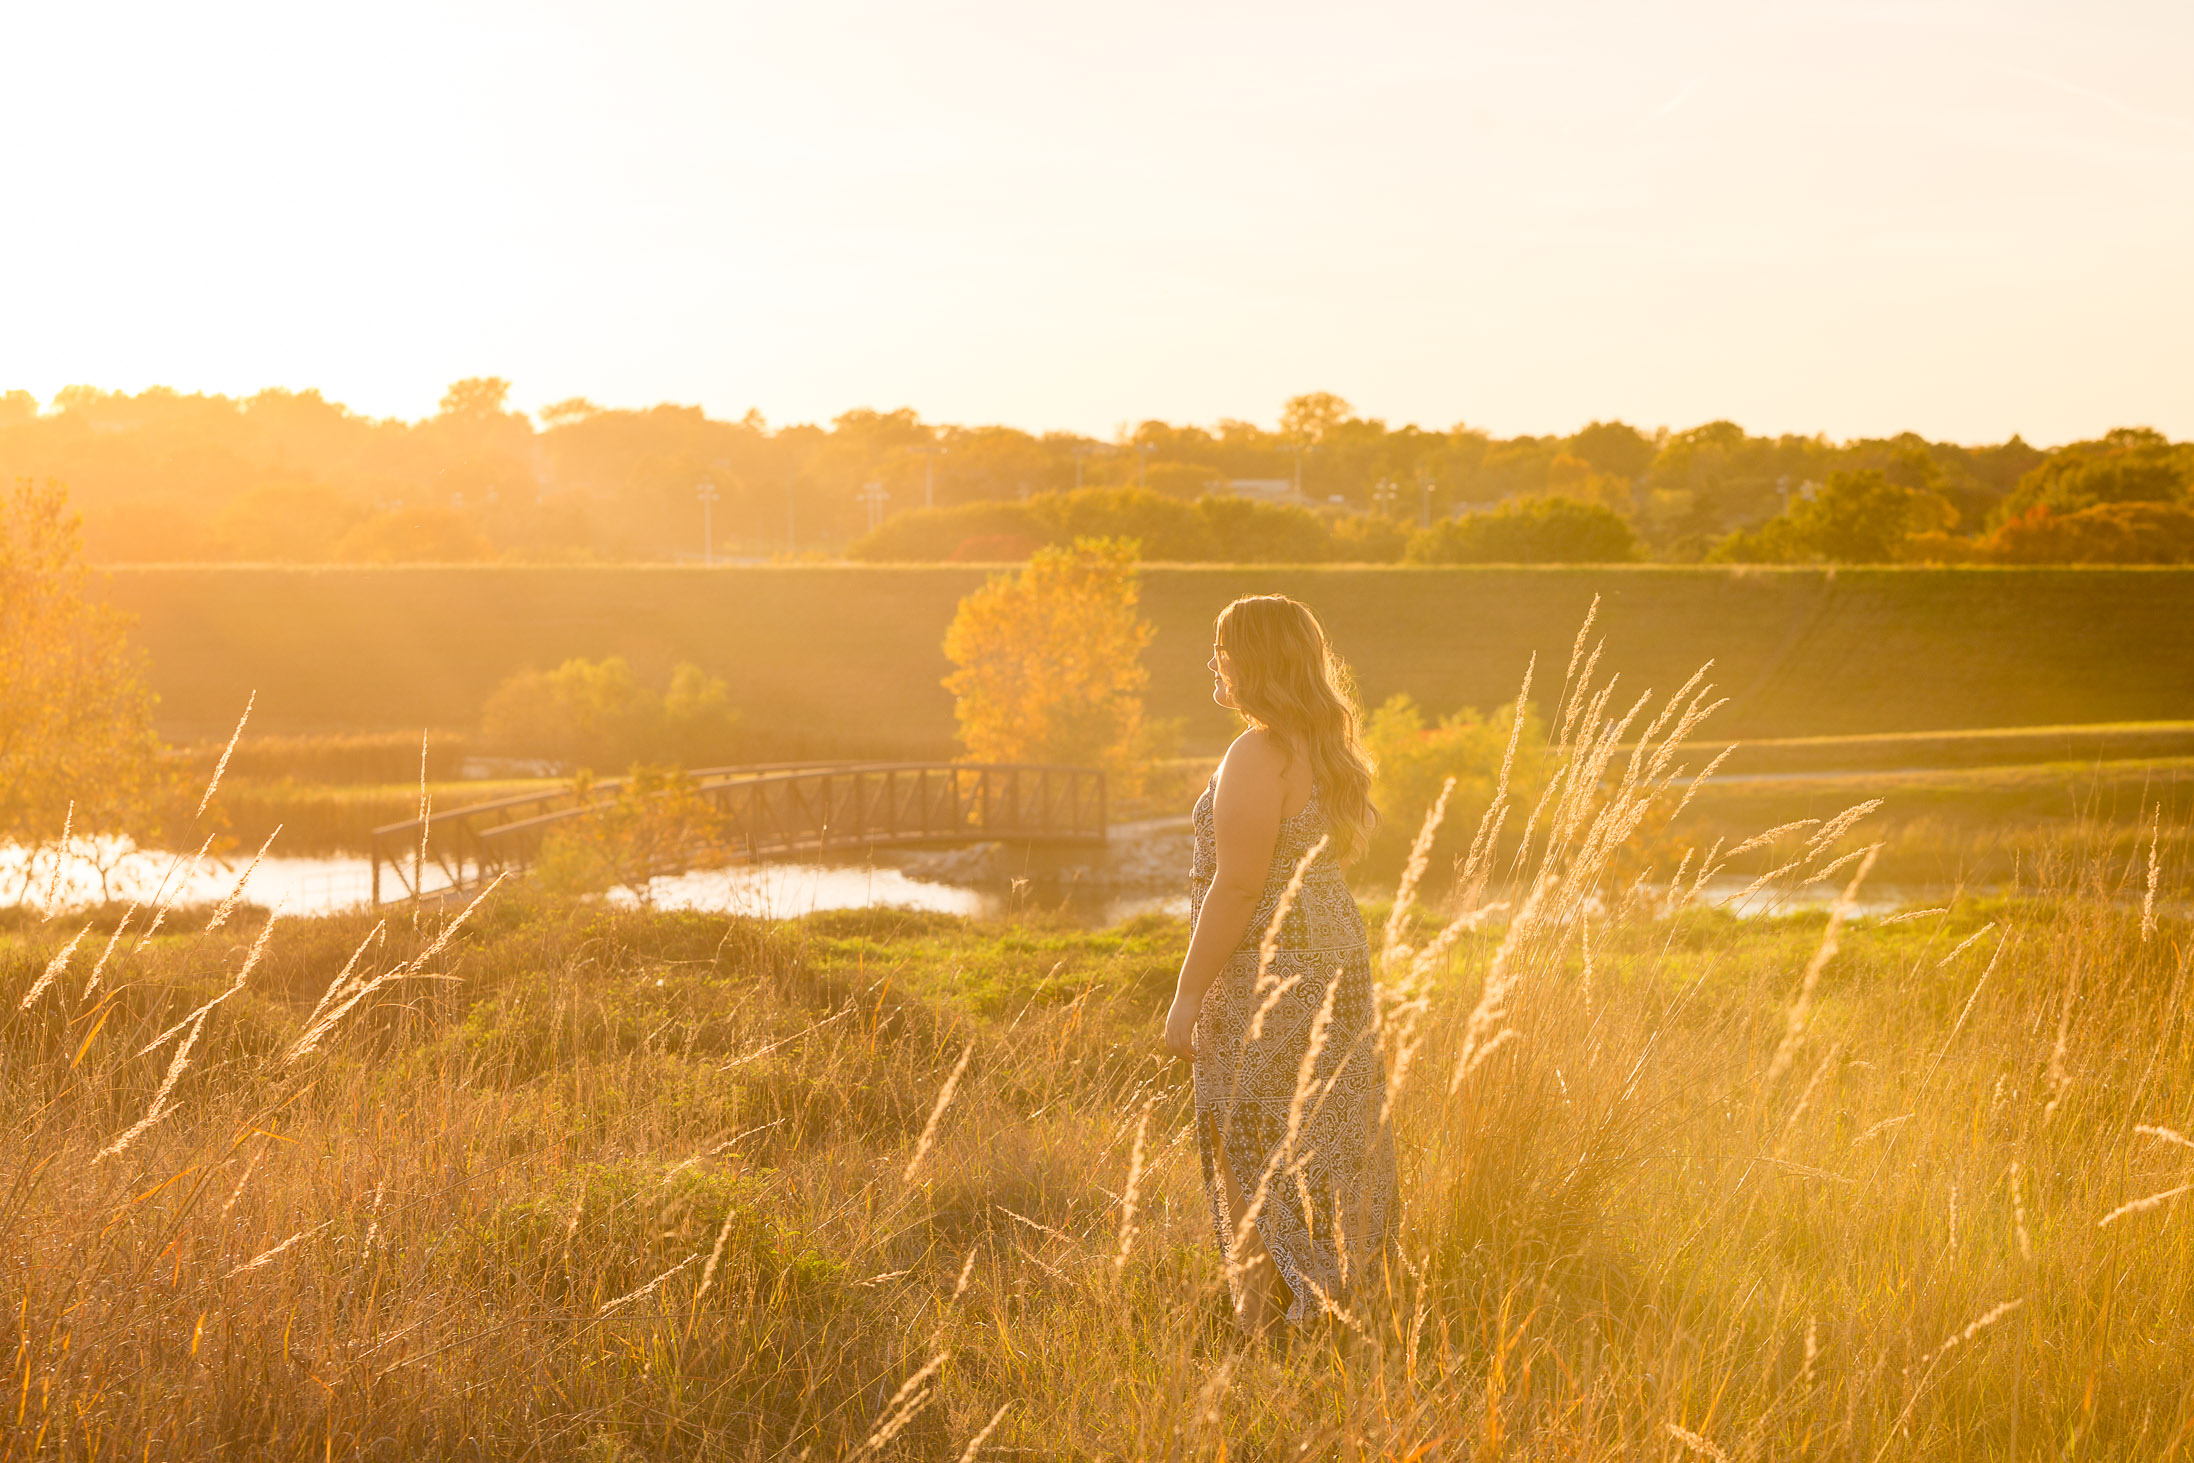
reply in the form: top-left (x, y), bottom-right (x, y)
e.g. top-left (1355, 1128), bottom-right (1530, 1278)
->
top-left (1161, 989), bottom-right (1199, 1062)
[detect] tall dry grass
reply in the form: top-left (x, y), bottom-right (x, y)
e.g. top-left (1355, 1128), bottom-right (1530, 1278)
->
top-left (4, 623), bottom-right (2191, 1458)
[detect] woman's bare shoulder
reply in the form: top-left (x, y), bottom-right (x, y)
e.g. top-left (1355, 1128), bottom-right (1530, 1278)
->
top-left (1220, 726), bottom-right (1288, 778)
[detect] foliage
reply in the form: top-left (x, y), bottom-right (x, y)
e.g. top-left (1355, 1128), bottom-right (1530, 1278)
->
top-left (945, 531), bottom-right (1044, 561)
top-left (481, 656), bottom-right (742, 772)
top-left (3, 380), bottom-right (2179, 562)
top-left (854, 499), bottom-right (1043, 560)
top-left (1143, 460), bottom-right (1225, 498)
top-left (532, 767), bottom-right (727, 903)
top-left (1327, 512), bottom-right (1411, 562)
top-left (1999, 427), bottom-right (2194, 519)
top-left (941, 537), bottom-right (1154, 792)
top-left (1976, 500), bottom-right (2194, 565)
top-left (211, 483), bottom-right (361, 561)
top-left (337, 505), bottom-right (496, 562)
top-left (1185, 493), bottom-right (1333, 562)
top-left (1566, 419), bottom-right (1657, 479)
top-left (169, 731), bottom-right (475, 786)
top-left (0, 481), bottom-right (169, 845)
top-left (850, 486), bottom-right (1336, 562)
top-left (1360, 694), bottom-right (1545, 875)
top-left (1404, 495), bottom-right (1641, 564)
top-left (1708, 468), bottom-right (1955, 564)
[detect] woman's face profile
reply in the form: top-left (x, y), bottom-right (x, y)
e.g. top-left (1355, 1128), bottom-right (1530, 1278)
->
top-left (1208, 642), bottom-right (1238, 710)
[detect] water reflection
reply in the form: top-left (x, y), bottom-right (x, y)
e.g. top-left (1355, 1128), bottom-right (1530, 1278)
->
top-left (1, 840), bottom-right (1185, 926)
top-left (1, 838), bottom-right (379, 914)
top-left (619, 864), bottom-right (1188, 926)
top-left (4, 839), bottom-right (1946, 928)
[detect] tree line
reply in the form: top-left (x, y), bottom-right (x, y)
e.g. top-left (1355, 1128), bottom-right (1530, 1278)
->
top-left (3, 382), bottom-right (2189, 564)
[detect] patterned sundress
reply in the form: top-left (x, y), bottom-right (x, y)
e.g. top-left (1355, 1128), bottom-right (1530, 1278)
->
top-left (1190, 775), bottom-right (1398, 1327)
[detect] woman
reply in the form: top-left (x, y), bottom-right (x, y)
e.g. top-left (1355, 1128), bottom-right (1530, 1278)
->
top-left (1161, 594), bottom-right (1397, 1334)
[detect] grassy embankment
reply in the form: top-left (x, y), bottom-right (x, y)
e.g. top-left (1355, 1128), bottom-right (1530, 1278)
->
top-left (6, 636), bottom-right (2191, 1458)
top-left (102, 564), bottom-right (2194, 751)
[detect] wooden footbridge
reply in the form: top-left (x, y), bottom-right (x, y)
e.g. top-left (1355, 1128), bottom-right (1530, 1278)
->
top-left (368, 761), bottom-right (1107, 905)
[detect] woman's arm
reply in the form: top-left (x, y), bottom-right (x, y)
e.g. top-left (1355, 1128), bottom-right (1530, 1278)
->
top-left (1162, 731), bottom-right (1287, 1060)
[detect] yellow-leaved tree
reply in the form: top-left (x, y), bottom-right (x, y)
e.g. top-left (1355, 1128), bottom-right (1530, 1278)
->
top-left (941, 537), bottom-right (1154, 793)
top-left (0, 480), bottom-right (170, 855)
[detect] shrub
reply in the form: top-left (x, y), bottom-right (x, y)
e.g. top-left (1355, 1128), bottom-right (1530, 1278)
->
top-left (847, 501), bottom-right (1044, 561)
top-left (1032, 489), bottom-right (1216, 559)
top-left (1187, 494), bottom-right (1332, 562)
top-left (481, 657), bottom-right (742, 772)
top-left (1361, 693), bottom-right (1544, 876)
top-left (1406, 496), bottom-right (1641, 564)
top-left (532, 766), bottom-right (728, 902)
top-left (1329, 513), bottom-right (1411, 562)
top-left (336, 505), bottom-right (495, 563)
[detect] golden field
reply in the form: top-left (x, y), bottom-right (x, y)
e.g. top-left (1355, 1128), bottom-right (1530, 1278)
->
top-left (5, 637), bottom-right (2189, 1460)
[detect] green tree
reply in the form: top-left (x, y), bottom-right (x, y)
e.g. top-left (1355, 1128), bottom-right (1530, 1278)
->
top-left (1641, 421), bottom-right (1835, 549)
top-left (1280, 392), bottom-right (1354, 447)
top-left (1709, 469), bottom-right (1953, 563)
top-left (481, 657), bottom-right (742, 772)
top-left (0, 481), bottom-right (169, 848)
top-left (941, 537), bottom-right (1154, 792)
top-left (1405, 496), bottom-right (1641, 564)
top-left (1565, 420), bottom-right (1657, 479)
top-left (1999, 428), bottom-right (2193, 519)
top-left (439, 377), bottom-right (514, 419)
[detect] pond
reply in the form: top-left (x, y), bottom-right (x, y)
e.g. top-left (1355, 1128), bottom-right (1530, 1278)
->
top-left (0, 838), bottom-right (1190, 926)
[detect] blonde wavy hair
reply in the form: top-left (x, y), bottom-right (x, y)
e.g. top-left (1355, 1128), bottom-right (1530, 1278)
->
top-left (1215, 595), bottom-right (1377, 862)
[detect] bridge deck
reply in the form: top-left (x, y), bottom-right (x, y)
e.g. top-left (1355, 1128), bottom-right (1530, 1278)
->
top-left (369, 761), bottom-right (1106, 904)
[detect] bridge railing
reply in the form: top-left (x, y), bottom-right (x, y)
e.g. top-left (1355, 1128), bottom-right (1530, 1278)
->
top-left (369, 761), bottom-right (1106, 904)
top-left (367, 760), bottom-right (863, 904)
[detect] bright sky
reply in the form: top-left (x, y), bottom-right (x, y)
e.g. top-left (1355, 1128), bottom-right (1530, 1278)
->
top-left (4, 1), bottom-right (2191, 444)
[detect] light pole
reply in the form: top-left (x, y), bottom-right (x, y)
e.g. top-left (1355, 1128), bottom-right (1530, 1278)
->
top-left (1071, 444), bottom-right (1097, 491)
top-left (696, 482), bottom-right (719, 565)
top-left (911, 446), bottom-right (942, 509)
top-left (1372, 479), bottom-right (1399, 518)
top-left (859, 481), bottom-right (890, 534)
